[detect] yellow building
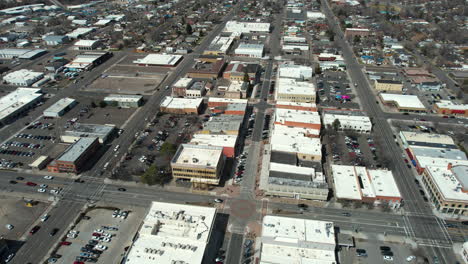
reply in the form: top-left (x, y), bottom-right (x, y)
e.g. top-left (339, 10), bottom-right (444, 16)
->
top-left (171, 144), bottom-right (224, 188)
top-left (374, 79), bottom-right (403, 92)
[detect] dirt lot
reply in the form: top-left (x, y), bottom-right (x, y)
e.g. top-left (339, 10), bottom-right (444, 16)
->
top-left (54, 205), bottom-right (145, 264)
top-left (86, 75), bottom-right (166, 95)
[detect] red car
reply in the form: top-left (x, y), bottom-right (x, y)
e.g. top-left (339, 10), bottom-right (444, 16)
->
top-left (443, 116), bottom-right (448, 118)
top-left (91, 232), bottom-right (101, 237)
top-left (29, 225), bottom-right (40, 234)
top-left (26, 182), bottom-right (37, 186)
top-left (404, 159), bottom-right (409, 163)
top-left (60, 241), bottom-right (72, 246)
top-left (74, 262), bottom-right (84, 264)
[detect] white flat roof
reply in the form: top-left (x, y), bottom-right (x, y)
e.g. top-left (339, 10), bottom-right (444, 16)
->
top-left (323, 113), bottom-right (372, 130)
top-left (104, 94), bottom-right (142, 103)
top-left (275, 108), bottom-right (321, 126)
top-left (270, 162), bottom-right (315, 175)
top-left (3, 69), bottom-right (43, 82)
top-left (276, 77), bottom-right (316, 96)
top-left (134, 54), bottom-right (183, 66)
top-left (66, 27), bottom-right (96, 38)
top-left (331, 165), bottom-right (401, 200)
top-left (172, 144), bottom-right (223, 167)
top-left (125, 201), bottom-right (216, 264)
top-left (173, 77), bottom-right (193, 87)
top-left (435, 100), bottom-right (468, 111)
top-left (400, 131), bottom-right (456, 146)
top-left (426, 166), bottom-right (468, 202)
top-left (380, 93), bottom-right (425, 109)
top-left (417, 156), bottom-right (468, 169)
top-left (43, 97), bottom-right (76, 115)
top-left (208, 97), bottom-right (248, 104)
top-left (0, 88), bottom-right (42, 121)
top-left (271, 126), bottom-right (321, 156)
top-left (276, 101), bottom-right (317, 109)
top-left (260, 215), bottom-right (336, 264)
top-left (74, 39), bottom-right (98, 47)
top-left (160, 96), bottom-right (203, 110)
top-left (273, 123), bottom-right (320, 137)
top-left (278, 64), bottom-right (313, 79)
top-left (190, 134), bottom-right (237, 149)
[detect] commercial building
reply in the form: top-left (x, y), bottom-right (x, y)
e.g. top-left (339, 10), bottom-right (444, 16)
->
top-left (331, 165), bottom-right (402, 208)
top-left (434, 100), bottom-right (468, 116)
top-left (276, 101), bottom-right (317, 112)
top-left (278, 64), bottom-right (313, 80)
top-left (103, 94), bottom-right (143, 108)
top-left (43, 35), bottom-right (69, 46)
top-left (190, 134), bottom-right (238, 158)
top-left (29, 155), bottom-right (50, 170)
top-left (274, 108), bottom-right (321, 130)
top-left (0, 48), bottom-right (47, 59)
top-left (3, 69), bottom-right (44, 86)
top-left (0, 88), bottom-right (42, 125)
top-left (160, 96), bottom-right (203, 114)
top-left (66, 27), bottom-right (96, 39)
top-left (62, 123), bottom-right (115, 144)
top-left (275, 78), bottom-right (316, 103)
top-left (379, 93), bottom-right (426, 112)
top-left (207, 97), bottom-right (248, 108)
top-left (203, 34), bottom-right (236, 56)
top-left (171, 144), bottom-right (224, 187)
top-left (422, 165), bottom-right (468, 216)
top-left (65, 52), bottom-right (112, 71)
top-left (74, 39), bottom-right (100, 50)
top-left (344, 28), bottom-right (371, 38)
top-left (199, 115), bottom-right (244, 135)
top-left (47, 137), bottom-right (100, 173)
top-left (43, 97), bottom-right (77, 117)
top-left (374, 79), bottom-right (403, 92)
top-left (323, 110), bottom-right (372, 133)
top-left (259, 216), bottom-right (336, 264)
top-left (187, 57), bottom-right (225, 79)
top-left (399, 131), bottom-right (457, 150)
top-left (224, 21), bottom-right (270, 33)
top-left (219, 81), bottom-right (249, 99)
top-left (133, 54), bottom-right (183, 67)
top-left (234, 43), bottom-right (264, 58)
top-left (222, 62), bottom-right (260, 82)
top-left (282, 36), bottom-right (309, 53)
top-left (172, 78), bottom-right (193, 97)
top-left (262, 162), bottom-right (329, 200)
top-left (271, 124), bottom-right (322, 161)
top-left (125, 201), bottom-right (216, 264)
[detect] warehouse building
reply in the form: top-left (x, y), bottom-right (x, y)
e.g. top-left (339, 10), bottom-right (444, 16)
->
top-left (43, 97), bottom-right (77, 118)
top-left (47, 137), bottom-right (100, 173)
top-left (323, 110), bottom-right (372, 133)
top-left (133, 54), bottom-right (183, 67)
top-left (62, 123), bottom-right (115, 144)
top-left (125, 201), bottom-right (216, 264)
top-left (0, 48), bottom-right (47, 59)
top-left (103, 94), bottom-right (143, 108)
top-left (43, 35), bottom-right (69, 46)
top-left (275, 78), bottom-right (316, 103)
top-left (374, 79), bottom-right (403, 92)
top-left (259, 216), bottom-right (336, 264)
top-left (224, 21), bottom-right (270, 33)
top-left (203, 34), bottom-right (236, 56)
top-left (66, 27), bottom-right (96, 39)
top-left (65, 52), bottom-right (112, 71)
top-left (379, 93), bottom-right (426, 113)
top-left (3, 69), bottom-right (44, 86)
top-left (331, 165), bottom-right (402, 208)
top-left (0, 88), bottom-right (42, 126)
top-left (74, 39), bottom-right (101, 50)
top-left (159, 96), bottom-right (203, 114)
top-left (434, 100), bottom-right (468, 117)
top-left (234, 43), bottom-right (264, 58)
top-left (171, 144), bottom-right (225, 188)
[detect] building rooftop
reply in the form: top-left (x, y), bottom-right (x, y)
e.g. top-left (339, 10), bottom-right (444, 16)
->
top-left (380, 93), bottom-right (425, 109)
top-left (125, 201), bottom-right (216, 264)
top-left (376, 79), bottom-right (402, 84)
top-left (104, 94), bottom-right (142, 103)
top-left (208, 97), bottom-right (248, 104)
top-left (74, 39), bottom-right (98, 47)
top-left (260, 216), bottom-right (336, 264)
top-left (66, 27), bottom-right (96, 38)
top-left (224, 21), bottom-right (270, 33)
top-left (188, 59), bottom-right (225, 75)
top-left (202, 115), bottom-right (243, 133)
top-left (65, 123), bottom-right (115, 138)
top-left (0, 87), bottom-right (42, 121)
top-left (190, 134), bottom-right (237, 149)
top-left (331, 165), bottom-right (401, 200)
top-left (412, 147), bottom-right (467, 161)
top-left (278, 64), bottom-right (313, 80)
top-left (56, 137), bottom-right (98, 163)
top-left (426, 166), bottom-right (468, 202)
top-left (271, 126), bottom-right (321, 157)
top-left (206, 35), bottom-right (235, 53)
top-left (173, 77), bottom-right (193, 88)
top-left (400, 131), bottom-right (456, 148)
top-left (269, 162), bottom-right (327, 188)
top-left (43, 97), bottom-right (76, 115)
top-left (276, 77), bottom-right (316, 96)
top-left (160, 96), bottom-right (203, 110)
top-left (172, 144), bottom-right (223, 168)
top-left (275, 108), bottom-right (321, 127)
top-left (134, 54), bottom-right (183, 66)
top-left (3, 69), bottom-right (43, 82)
top-left (436, 100), bottom-right (468, 111)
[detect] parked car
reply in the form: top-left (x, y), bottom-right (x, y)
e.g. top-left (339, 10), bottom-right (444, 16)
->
top-left (29, 225), bottom-right (40, 234)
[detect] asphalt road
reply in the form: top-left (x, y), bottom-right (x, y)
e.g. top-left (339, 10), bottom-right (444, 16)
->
top-left (321, 1), bottom-right (459, 263)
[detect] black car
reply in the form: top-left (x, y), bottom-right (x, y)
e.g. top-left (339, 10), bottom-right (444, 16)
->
top-left (297, 203), bottom-right (308, 208)
top-left (49, 228), bottom-right (59, 236)
top-left (9, 180), bottom-right (17, 184)
top-left (118, 188), bottom-right (126, 191)
top-left (342, 212), bottom-right (351, 217)
top-left (382, 251), bottom-right (393, 257)
top-left (16, 176), bottom-right (24, 180)
top-left (380, 246), bottom-right (391, 251)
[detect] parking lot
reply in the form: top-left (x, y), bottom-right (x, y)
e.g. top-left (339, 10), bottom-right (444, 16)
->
top-left (327, 132), bottom-right (381, 168)
top-left (317, 71), bottom-right (360, 109)
top-left (54, 206), bottom-right (145, 264)
top-left (339, 237), bottom-right (421, 264)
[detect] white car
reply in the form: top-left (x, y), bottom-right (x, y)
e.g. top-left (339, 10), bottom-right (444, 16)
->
top-left (100, 237), bottom-right (111, 243)
top-left (102, 233), bottom-right (112, 238)
top-left (93, 229), bottom-right (104, 234)
top-left (6, 224), bottom-right (14, 230)
top-left (91, 235), bottom-right (100, 240)
top-left (68, 230), bottom-right (79, 234)
top-left (41, 214), bottom-right (49, 222)
top-left (40, 184), bottom-right (48, 188)
top-left (38, 188), bottom-right (46, 193)
top-left (94, 244), bottom-right (107, 251)
top-left (50, 189), bottom-right (59, 195)
top-left (4, 253), bottom-right (14, 263)
top-left (66, 233), bottom-right (77, 239)
top-left (406, 256), bottom-right (416, 262)
top-left (44, 175), bottom-right (54, 180)
top-left (384, 256), bottom-right (393, 261)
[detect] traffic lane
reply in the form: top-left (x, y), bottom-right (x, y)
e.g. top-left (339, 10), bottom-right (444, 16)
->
top-left (11, 201), bottom-right (83, 264)
top-left (225, 233), bottom-right (243, 264)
